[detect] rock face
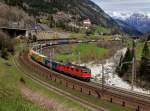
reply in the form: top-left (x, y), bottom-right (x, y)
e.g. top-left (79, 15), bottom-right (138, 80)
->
top-left (21, 0), bottom-right (121, 32)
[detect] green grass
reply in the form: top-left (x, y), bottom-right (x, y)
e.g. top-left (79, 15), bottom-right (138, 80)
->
top-left (69, 33), bottom-right (86, 39)
top-left (135, 42), bottom-right (144, 61)
top-left (69, 32), bottom-right (114, 40)
top-left (0, 57), bottom-right (46, 111)
top-left (55, 43), bottom-right (108, 63)
top-left (95, 26), bottom-right (111, 34)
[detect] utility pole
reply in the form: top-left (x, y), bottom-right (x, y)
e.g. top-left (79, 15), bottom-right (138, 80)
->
top-left (50, 48), bottom-right (52, 60)
top-left (54, 13), bottom-right (57, 39)
top-left (40, 44), bottom-right (42, 54)
top-left (131, 57), bottom-right (135, 90)
top-left (78, 50), bottom-right (81, 65)
top-left (74, 8), bottom-right (78, 32)
top-left (131, 40), bottom-right (136, 91)
top-left (52, 47), bottom-right (55, 59)
top-left (112, 55), bottom-right (116, 78)
top-left (102, 63), bottom-right (105, 90)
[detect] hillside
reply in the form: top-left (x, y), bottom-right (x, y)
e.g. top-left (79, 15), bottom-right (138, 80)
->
top-left (0, 2), bottom-right (34, 28)
top-left (2, 0), bottom-right (122, 34)
top-left (26, 0), bottom-right (119, 27)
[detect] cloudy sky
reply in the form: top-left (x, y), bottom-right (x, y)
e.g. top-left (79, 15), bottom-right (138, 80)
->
top-left (91, 0), bottom-right (150, 14)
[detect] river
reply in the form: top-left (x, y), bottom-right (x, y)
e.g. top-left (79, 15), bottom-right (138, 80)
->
top-left (84, 48), bottom-right (150, 94)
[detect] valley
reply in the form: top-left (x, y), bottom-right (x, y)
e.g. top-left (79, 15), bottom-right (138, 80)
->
top-left (0, 0), bottom-right (150, 111)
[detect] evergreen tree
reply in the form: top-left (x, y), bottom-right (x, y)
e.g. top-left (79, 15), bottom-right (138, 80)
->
top-left (139, 42), bottom-right (150, 81)
top-left (5, 0), bottom-right (23, 7)
top-left (32, 35), bottom-right (37, 42)
top-left (48, 15), bottom-right (54, 28)
top-left (118, 47), bottom-right (133, 77)
top-left (139, 42), bottom-right (150, 80)
top-left (142, 42), bottom-right (150, 59)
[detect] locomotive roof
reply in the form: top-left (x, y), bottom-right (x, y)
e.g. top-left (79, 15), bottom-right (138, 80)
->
top-left (53, 60), bottom-right (90, 71)
top-left (65, 62), bottom-right (91, 72)
top-left (67, 63), bottom-right (87, 69)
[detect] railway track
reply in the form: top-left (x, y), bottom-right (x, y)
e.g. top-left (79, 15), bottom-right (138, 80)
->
top-left (13, 54), bottom-right (107, 111)
top-left (89, 81), bottom-right (150, 103)
top-left (19, 52), bottom-right (150, 111)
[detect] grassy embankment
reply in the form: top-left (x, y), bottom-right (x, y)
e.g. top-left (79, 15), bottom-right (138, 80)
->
top-left (0, 57), bottom-right (46, 111)
top-left (135, 42), bottom-right (150, 61)
top-left (69, 32), bottom-right (113, 40)
top-left (55, 43), bottom-right (108, 63)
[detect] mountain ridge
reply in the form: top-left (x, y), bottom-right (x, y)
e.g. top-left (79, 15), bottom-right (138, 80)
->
top-left (2, 0), bottom-right (122, 33)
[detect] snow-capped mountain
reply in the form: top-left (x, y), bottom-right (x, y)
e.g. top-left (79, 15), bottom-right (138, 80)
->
top-left (126, 13), bottom-right (150, 33)
top-left (115, 19), bottom-right (142, 36)
top-left (109, 12), bottom-right (150, 33)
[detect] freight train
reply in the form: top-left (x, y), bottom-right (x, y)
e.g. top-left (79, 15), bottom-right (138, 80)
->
top-left (29, 46), bottom-right (92, 81)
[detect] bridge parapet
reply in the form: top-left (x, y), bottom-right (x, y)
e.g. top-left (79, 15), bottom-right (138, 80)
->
top-left (0, 22), bottom-right (34, 31)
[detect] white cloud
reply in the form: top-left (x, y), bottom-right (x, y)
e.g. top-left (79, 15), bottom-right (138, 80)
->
top-left (108, 11), bottom-right (132, 20)
top-left (91, 0), bottom-right (150, 13)
top-left (107, 11), bottom-right (150, 20)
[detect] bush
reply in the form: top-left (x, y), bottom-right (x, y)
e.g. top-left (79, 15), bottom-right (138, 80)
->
top-left (85, 29), bottom-right (92, 36)
top-left (1, 48), bottom-right (8, 60)
top-left (56, 21), bottom-right (65, 29)
top-left (20, 77), bottom-right (26, 84)
top-left (95, 26), bottom-right (111, 35)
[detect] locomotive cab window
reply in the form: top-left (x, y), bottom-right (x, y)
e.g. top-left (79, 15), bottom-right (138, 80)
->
top-left (82, 70), bottom-right (88, 73)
